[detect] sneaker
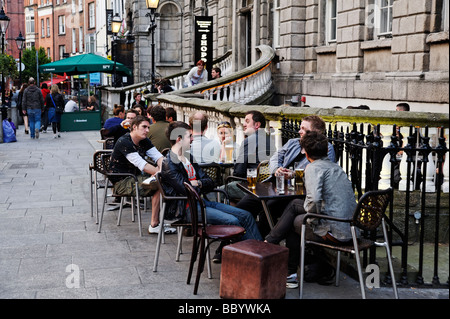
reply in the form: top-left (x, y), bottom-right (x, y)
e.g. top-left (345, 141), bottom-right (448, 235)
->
top-left (35, 129), bottom-right (39, 139)
top-left (25, 129), bottom-right (29, 134)
top-left (286, 273), bottom-right (299, 289)
top-left (42, 130), bottom-right (47, 133)
top-left (212, 252), bottom-right (222, 264)
top-left (148, 224), bottom-right (177, 234)
top-left (58, 133), bottom-right (61, 138)
top-left (54, 134), bottom-right (57, 139)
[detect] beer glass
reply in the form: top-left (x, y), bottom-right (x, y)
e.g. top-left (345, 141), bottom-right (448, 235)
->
top-left (247, 168), bottom-right (257, 190)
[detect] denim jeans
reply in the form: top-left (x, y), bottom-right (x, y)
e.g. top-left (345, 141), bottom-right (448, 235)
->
top-left (27, 108), bottom-right (41, 138)
top-left (188, 199), bottom-right (262, 241)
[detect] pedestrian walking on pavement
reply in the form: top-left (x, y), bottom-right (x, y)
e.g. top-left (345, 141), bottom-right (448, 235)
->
top-left (40, 83), bottom-right (50, 133)
top-left (17, 83), bottom-right (29, 134)
top-left (45, 84), bottom-right (64, 138)
top-left (22, 77), bottom-right (44, 139)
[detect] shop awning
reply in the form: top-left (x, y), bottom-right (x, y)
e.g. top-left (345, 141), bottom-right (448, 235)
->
top-left (42, 75), bottom-right (68, 86)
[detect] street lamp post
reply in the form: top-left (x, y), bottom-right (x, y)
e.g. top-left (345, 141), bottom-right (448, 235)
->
top-left (146, 0), bottom-right (160, 93)
top-left (0, 7), bottom-right (10, 113)
top-left (15, 31), bottom-right (25, 86)
top-left (111, 13), bottom-right (122, 88)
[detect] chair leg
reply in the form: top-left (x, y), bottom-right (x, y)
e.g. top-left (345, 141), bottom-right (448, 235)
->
top-left (381, 219), bottom-right (399, 299)
top-left (117, 197), bottom-right (124, 226)
top-left (176, 226), bottom-right (184, 261)
top-left (135, 191), bottom-right (143, 237)
top-left (299, 224), bottom-right (306, 299)
top-left (193, 235), bottom-right (207, 295)
top-left (187, 235), bottom-right (200, 285)
top-left (336, 251), bottom-right (341, 287)
top-left (97, 178), bottom-right (109, 233)
top-left (206, 239), bottom-right (212, 279)
top-left (153, 202), bottom-right (166, 272)
top-left (94, 171), bottom-right (99, 224)
top-left (351, 226), bottom-right (366, 299)
top-left (90, 168), bottom-right (94, 218)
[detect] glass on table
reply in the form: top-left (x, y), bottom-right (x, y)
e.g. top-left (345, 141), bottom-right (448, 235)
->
top-left (275, 172), bottom-right (285, 194)
top-left (247, 168), bottom-right (257, 189)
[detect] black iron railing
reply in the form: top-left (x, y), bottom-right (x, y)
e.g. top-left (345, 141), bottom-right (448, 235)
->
top-left (280, 117), bottom-right (449, 288)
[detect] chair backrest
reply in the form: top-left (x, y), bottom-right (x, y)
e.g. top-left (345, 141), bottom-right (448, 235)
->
top-left (198, 163), bottom-right (222, 186)
top-left (161, 148), bottom-right (170, 157)
top-left (93, 150), bottom-right (112, 175)
top-left (353, 188), bottom-right (392, 232)
top-left (184, 182), bottom-right (207, 235)
top-left (100, 153), bottom-right (112, 174)
top-left (100, 128), bottom-right (108, 140)
top-left (104, 138), bottom-right (115, 150)
top-left (257, 160), bottom-right (270, 182)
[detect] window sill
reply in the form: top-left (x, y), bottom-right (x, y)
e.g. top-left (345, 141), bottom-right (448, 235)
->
top-left (426, 31), bottom-right (449, 44)
top-left (315, 44), bottom-right (337, 54)
top-left (360, 38), bottom-right (392, 51)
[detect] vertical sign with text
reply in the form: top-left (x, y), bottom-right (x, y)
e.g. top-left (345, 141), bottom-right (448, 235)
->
top-left (194, 16), bottom-right (213, 80)
top-left (106, 10), bottom-right (113, 35)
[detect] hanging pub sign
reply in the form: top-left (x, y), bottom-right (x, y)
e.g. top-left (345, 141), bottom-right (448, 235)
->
top-left (106, 10), bottom-right (114, 35)
top-left (194, 16), bottom-right (213, 80)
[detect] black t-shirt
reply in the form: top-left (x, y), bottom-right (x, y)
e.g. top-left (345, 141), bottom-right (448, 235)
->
top-left (109, 133), bottom-right (156, 183)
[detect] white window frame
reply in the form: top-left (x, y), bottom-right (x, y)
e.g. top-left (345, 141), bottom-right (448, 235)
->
top-left (26, 12), bottom-right (35, 34)
top-left (72, 29), bottom-right (77, 53)
top-left (374, 0), bottom-right (393, 37)
top-left (79, 0), bottom-right (83, 12)
top-left (326, 0), bottom-right (337, 44)
top-left (46, 18), bottom-right (50, 37)
top-left (442, 0), bottom-right (449, 31)
top-left (272, 0), bottom-right (281, 49)
top-left (58, 15), bottom-right (65, 34)
top-left (41, 19), bottom-right (45, 37)
top-left (59, 45), bottom-right (65, 60)
top-left (88, 2), bottom-right (95, 29)
top-left (79, 27), bottom-right (84, 52)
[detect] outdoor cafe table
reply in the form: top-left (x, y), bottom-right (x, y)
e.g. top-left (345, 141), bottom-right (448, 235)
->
top-left (237, 181), bottom-right (306, 230)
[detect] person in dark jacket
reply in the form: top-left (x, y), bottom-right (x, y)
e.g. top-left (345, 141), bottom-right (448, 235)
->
top-left (40, 83), bottom-right (50, 132)
top-left (17, 83), bottom-right (29, 134)
top-left (45, 84), bottom-right (65, 138)
top-left (160, 121), bottom-right (262, 244)
top-left (22, 78), bottom-right (44, 139)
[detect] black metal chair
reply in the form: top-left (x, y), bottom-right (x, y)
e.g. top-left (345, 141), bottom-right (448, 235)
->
top-left (89, 150), bottom-right (113, 223)
top-left (299, 188), bottom-right (399, 299)
top-left (97, 153), bottom-right (145, 236)
top-left (183, 182), bottom-right (246, 295)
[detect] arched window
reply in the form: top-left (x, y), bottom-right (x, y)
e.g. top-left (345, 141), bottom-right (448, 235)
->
top-left (158, 2), bottom-right (182, 64)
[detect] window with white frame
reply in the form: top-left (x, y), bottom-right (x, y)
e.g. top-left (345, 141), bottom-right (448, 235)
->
top-left (79, 27), bottom-right (83, 52)
top-left (72, 29), bottom-right (77, 53)
top-left (46, 18), bottom-right (50, 37)
top-left (272, 0), bottom-right (281, 48)
top-left (88, 2), bottom-right (95, 28)
top-left (79, 0), bottom-right (83, 12)
top-left (41, 19), bottom-right (45, 37)
top-left (375, 0), bottom-right (393, 37)
top-left (26, 12), bottom-right (35, 34)
top-left (86, 34), bottom-right (95, 53)
top-left (326, 0), bottom-right (337, 43)
top-left (59, 45), bottom-right (65, 60)
top-left (47, 47), bottom-right (51, 58)
top-left (442, 0), bottom-right (449, 31)
top-left (58, 15), bottom-right (65, 34)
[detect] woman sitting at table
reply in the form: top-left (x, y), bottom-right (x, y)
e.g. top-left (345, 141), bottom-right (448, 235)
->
top-left (160, 121), bottom-right (262, 263)
top-left (217, 121), bottom-right (234, 163)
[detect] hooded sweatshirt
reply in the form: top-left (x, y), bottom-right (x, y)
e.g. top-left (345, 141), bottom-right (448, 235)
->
top-left (22, 85), bottom-right (45, 111)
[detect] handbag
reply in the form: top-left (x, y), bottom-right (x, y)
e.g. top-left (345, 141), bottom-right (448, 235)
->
top-left (50, 94), bottom-right (64, 114)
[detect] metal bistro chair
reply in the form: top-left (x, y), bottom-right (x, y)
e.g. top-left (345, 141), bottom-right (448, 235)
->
top-left (183, 182), bottom-right (246, 295)
top-left (152, 171), bottom-right (229, 273)
top-left (97, 153), bottom-right (145, 236)
top-left (299, 188), bottom-right (399, 299)
top-left (99, 128), bottom-right (115, 150)
top-left (89, 150), bottom-right (113, 223)
top-left (153, 172), bottom-right (189, 272)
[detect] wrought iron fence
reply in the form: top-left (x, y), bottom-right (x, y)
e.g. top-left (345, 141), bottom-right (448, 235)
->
top-left (281, 117), bottom-right (449, 288)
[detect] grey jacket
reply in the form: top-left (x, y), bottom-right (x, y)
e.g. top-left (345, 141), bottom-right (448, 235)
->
top-left (304, 157), bottom-right (358, 241)
top-left (22, 85), bottom-right (44, 110)
top-left (269, 138), bottom-right (336, 174)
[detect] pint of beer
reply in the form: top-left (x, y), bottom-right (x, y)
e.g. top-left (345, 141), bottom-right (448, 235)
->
top-left (225, 145), bottom-right (234, 163)
top-left (295, 169), bottom-right (304, 187)
top-left (122, 121), bottom-right (131, 129)
top-left (247, 168), bottom-right (257, 189)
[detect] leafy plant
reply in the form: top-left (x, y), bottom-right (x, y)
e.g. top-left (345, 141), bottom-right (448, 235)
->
top-left (21, 46), bottom-right (52, 84)
top-left (0, 53), bottom-right (19, 81)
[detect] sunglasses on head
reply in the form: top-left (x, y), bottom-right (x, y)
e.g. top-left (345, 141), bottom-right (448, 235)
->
top-left (218, 121), bottom-right (231, 129)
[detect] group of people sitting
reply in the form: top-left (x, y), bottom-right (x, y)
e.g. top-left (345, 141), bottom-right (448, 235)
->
top-left (103, 107), bottom-right (357, 289)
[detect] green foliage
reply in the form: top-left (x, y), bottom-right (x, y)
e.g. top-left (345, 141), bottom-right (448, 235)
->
top-left (21, 46), bottom-right (52, 85)
top-left (0, 53), bottom-right (19, 80)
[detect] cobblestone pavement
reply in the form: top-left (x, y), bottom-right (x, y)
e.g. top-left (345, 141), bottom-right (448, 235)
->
top-left (0, 128), bottom-right (448, 306)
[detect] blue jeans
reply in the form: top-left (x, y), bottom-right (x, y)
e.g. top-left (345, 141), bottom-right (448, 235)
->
top-left (188, 200), bottom-right (262, 241)
top-left (27, 109), bottom-right (41, 138)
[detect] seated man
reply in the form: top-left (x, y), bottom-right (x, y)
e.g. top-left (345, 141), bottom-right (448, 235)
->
top-left (225, 110), bottom-right (276, 201)
top-left (161, 121), bottom-right (262, 262)
top-left (103, 109), bottom-right (139, 145)
top-left (236, 115), bottom-right (335, 236)
top-left (109, 115), bottom-right (169, 234)
top-left (265, 131), bottom-right (357, 288)
top-left (189, 111), bottom-right (221, 164)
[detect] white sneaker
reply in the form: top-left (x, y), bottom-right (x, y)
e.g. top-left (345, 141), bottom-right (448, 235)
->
top-left (54, 134), bottom-right (57, 139)
top-left (286, 273), bottom-right (299, 289)
top-left (148, 224), bottom-right (177, 234)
